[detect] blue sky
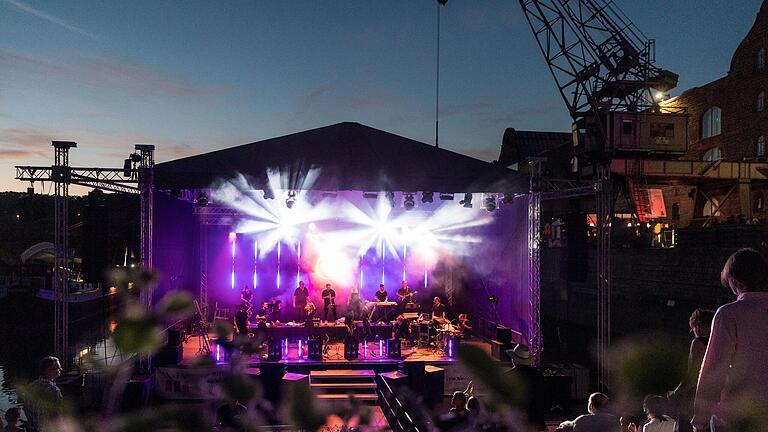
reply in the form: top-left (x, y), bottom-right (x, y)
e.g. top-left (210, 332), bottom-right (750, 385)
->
top-left (0, 0), bottom-right (763, 192)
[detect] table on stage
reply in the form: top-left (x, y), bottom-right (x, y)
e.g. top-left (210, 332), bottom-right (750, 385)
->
top-left (251, 322), bottom-right (393, 341)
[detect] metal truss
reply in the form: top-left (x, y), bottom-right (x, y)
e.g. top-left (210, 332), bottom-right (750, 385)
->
top-left (194, 206), bottom-right (242, 225)
top-left (15, 142), bottom-right (154, 364)
top-left (595, 164), bottom-right (612, 390)
top-left (527, 161), bottom-right (543, 367)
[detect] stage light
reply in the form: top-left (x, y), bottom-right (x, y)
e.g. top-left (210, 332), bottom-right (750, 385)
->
top-left (487, 295), bottom-right (499, 304)
top-left (197, 192), bottom-right (208, 207)
top-left (422, 192), bottom-right (434, 203)
top-left (386, 191), bottom-right (395, 207)
top-left (122, 158), bottom-right (132, 177)
top-left (364, 192), bottom-right (378, 199)
top-left (484, 194), bottom-right (497, 212)
top-left (404, 193), bottom-right (415, 210)
top-left (229, 231), bottom-right (237, 241)
top-left (503, 193), bottom-right (515, 204)
top-left (439, 193), bottom-right (454, 201)
top-left (459, 193), bottom-right (473, 208)
top-left (263, 189), bottom-right (275, 200)
top-left (286, 191), bottom-right (296, 209)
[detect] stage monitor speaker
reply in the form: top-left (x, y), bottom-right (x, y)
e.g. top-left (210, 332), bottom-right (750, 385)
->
top-left (387, 338), bottom-right (401, 358)
top-left (267, 339), bottom-right (282, 361)
top-left (491, 340), bottom-right (513, 362)
top-left (167, 329), bottom-right (183, 347)
top-left (424, 365), bottom-right (445, 406)
top-left (307, 339), bottom-right (322, 360)
top-left (496, 326), bottom-right (512, 344)
top-left (344, 341), bottom-right (359, 360)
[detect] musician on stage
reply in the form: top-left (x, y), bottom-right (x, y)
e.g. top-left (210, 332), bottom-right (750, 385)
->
top-left (431, 296), bottom-right (446, 322)
top-left (392, 314), bottom-right (415, 347)
top-left (321, 283), bottom-right (337, 322)
top-left (240, 285), bottom-right (253, 319)
top-left (372, 284), bottom-right (389, 322)
top-left (396, 280), bottom-right (414, 306)
top-left (293, 281), bottom-right (309, 322)
top-left (267, 296), bottom-right (282, 322)
top-left (234, 303), bottom-right (249, 335)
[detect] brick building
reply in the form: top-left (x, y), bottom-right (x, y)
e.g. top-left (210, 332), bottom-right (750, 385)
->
top-left (657, 0), bottom-right (768, 225)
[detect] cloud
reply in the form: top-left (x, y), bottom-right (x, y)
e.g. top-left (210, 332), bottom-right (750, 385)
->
top-left (440, 100), bottom-right (495, 117)
top-left (0, 50), bottom-right (229, 98)
top-left (2, 0), bottom-right (97, 39)
top-left (0, 127), bottom-right (59, 160)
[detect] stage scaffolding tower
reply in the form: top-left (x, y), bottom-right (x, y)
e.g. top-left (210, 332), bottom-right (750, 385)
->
top-left (16, 143), bottom-right (155, 364)
top-left (527, 160), bottom-right (542, 368)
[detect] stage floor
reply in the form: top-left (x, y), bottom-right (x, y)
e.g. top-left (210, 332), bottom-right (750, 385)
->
top-left (179, 334), bottom-right (492, 367)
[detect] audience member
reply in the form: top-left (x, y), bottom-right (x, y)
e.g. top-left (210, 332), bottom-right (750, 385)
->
top-left (642, 395), bottom-right (674, 432)
top-left (4, 407), bottom-right (24, 432)
top-left (23, 356), bottom-right (63, 431)
top-left (449, 391), bottom-right (468, 415)
top-left (693, 248), bottom-right (768, 432)
top-left (668, 308), bottom-right (714, 432)
top-left (559, 392), bottom-right (620, 432)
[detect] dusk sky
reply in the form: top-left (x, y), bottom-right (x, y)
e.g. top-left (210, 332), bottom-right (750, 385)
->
top-left (0, 0), bottom-right (763, 193)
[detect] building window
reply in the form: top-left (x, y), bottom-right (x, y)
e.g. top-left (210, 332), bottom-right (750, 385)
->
top-left (758, 92), bottom-right (765, 112)
top-left (701, 107), bottom-right (721, 139)
top-left (758, 135), bottom-right (766, 157)
top-left (703, 147), bottom-right (722, 162)
top-left (755, 195), bottom-right (764, 212)
top-left (703, 197), bottom-right (721, 217)
top-left (758, 48), bottom-right (766, 70)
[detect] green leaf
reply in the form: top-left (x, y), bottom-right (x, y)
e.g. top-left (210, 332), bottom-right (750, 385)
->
top-left (158, 291), bottom-right (195, 318)
top-left (285, 380), bottom-right (326, 430)
top-left (113, 311), bottom-right (162, 354)
top-left (220, 373), bottom-right (258, 403)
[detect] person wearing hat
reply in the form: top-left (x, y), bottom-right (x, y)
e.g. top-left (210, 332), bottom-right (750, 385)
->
top-left (504, 344), bottom-right (546, 430)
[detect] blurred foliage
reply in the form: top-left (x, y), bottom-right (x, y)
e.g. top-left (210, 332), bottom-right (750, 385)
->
top-left (457, 344), bottom-right (524, 408)
top-left (610, 334), bottom-right (687, 397)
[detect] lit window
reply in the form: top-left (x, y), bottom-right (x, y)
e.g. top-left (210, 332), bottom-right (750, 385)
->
top-left (703, 147), bottom-right (722, 162)
top-left (758, 48), bottom-right (766, 70)
top-left (758, 92), bottom-right (765, 112)
top-left (758, 135), bottom-right (766, 157)
top-left (701, 107), bottom-right (722, 138)
top-left (703, 197), bottom-right (721, 217)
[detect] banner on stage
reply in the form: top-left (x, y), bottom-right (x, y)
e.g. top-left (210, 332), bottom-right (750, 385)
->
top-left (155, 367), bottom-right (226, 400)
top-left (441, 363), bottom-right (514, 396)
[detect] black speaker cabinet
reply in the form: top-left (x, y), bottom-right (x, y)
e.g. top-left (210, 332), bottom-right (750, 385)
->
top-left (344, 340), bottom-right (359, 360)
top-left (267, 338), bottom-right (282, 361)
top-left (307, 339), bottom-right (322, 360)
top-left (155, 344), bottom-right (183, 367)
top-left (495, 326), bottom-right (512, 344)
top-left (387, 338), bottom-right (401, 358)
top-left (167, 329), bottom-right (183, 347)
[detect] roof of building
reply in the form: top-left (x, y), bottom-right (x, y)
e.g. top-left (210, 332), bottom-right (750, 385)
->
top-left (497, 128), bottom-right (572, 167)
top-left (155, 122), bottom-right (526, 193)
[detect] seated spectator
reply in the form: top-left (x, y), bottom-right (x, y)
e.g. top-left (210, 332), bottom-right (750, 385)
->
top-left (642, 395), bottom-right (674, 432)
top-left (466, 396), bottom-right (480, 416)
top-left (4, 407), bottom-right (24, 432)
top-left (449, 391), bottom-right (468, 415)
top-left (559, 392), bottom-right (620, 432)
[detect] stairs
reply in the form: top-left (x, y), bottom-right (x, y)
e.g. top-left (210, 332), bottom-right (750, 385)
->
top-left (627, 159), bottom-right (652, 221)
top-left (310, 369), bottom-right (378, 404)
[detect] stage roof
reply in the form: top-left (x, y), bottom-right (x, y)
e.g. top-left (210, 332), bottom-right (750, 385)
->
top-left (155, 122), bottom-right (526, 193)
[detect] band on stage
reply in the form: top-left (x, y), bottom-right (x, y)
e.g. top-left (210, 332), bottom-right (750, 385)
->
top-left (232, 280), bottom-right (473, 355)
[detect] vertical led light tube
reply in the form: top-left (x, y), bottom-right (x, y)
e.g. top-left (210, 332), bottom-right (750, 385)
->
top-left (230, 232), bottom-right (236, 290)
top-left (276, 242), bottom-right (281, 289)
top-left (296, 242), bottom-right (301, 285)
top-left (253, 240), bottom-right (258, 289)
top-left (402, 242), bottom-right (407, 281)
top-left (380, 237), bottom-right (385, 285)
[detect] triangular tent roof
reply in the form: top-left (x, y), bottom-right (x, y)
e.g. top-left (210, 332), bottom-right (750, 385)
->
top-left (155, 122), bottom-right (526, 193)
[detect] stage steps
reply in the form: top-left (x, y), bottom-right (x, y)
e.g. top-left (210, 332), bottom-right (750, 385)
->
top-left (309, 369), bottom-right (378, 404)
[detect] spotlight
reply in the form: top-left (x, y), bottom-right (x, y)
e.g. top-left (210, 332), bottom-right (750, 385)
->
top-left (404, 193), bottom-right (415, 210)
top-left (196, 192), bottom-right (208, 207)
top-left (286, 191), bottom-right (296, 209)
top-left (263, 189), bottom-right (275, 200)
top-left (386, 191), bottom-right (395, 207)
top-left (484, 194), bottom-right (497, 212)
top-left (170, 189), bottom-right (181, 198)
top-left (422, 191), bottom-right (434, 203)
top-left (122, 158), bottom-right (132, 177)
top-left (503, 193), bottom-right (515, 204)
top-left (364, 192), bottom-right (378, 199)
top-left (459, 193), bottom-right (473, 208)
top-left (487, 295), bottom-right (499, 304)
top-left (439, 193), bottom-right (454, 201)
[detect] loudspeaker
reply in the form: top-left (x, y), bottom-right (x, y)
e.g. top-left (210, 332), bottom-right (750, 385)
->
top-left (491, 340), bottom-right (513, 362)
top-left (167, 330), bottom-right (183, 347)
top-left (424, 365), bottom-right (445, 406)
top-left (267, 339), bottom-right (282, 360)
top-left (565, 212), bottom-right (588, 282)
top-left (307, 339), bottom-right (322, 360)
top-left (495, 326), bottom-right (512, 344)
top-left (155, 344), bottom-right (183, 367)
top-left (387, 338), bottom-right (401, 358)
top-left (344, 340), bottom-right (359, 360)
